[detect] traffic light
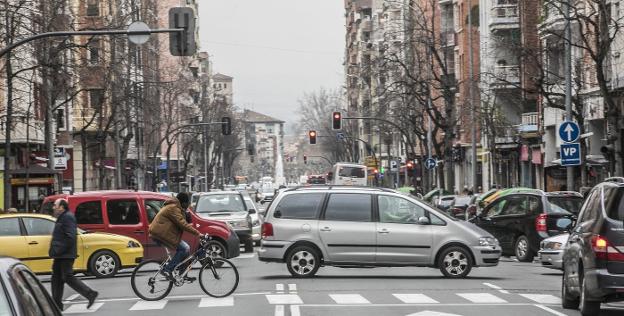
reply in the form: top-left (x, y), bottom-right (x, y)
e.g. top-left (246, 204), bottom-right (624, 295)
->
top-left (303, 155), bottom-right (308, 164)
top-left (169, 7), bottom-right (197, 56)
top-left (406, 160), bottom-right (414, 169)
top-left (221, 116), bottom-right (231, 135)
top-left (332, 111), bottom-right (342, 130)
top-left (308, 130), bottom-right (317, 145)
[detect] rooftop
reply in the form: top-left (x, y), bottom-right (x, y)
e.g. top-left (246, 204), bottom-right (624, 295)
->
top-left (243, 109), bottom-right (285, 124)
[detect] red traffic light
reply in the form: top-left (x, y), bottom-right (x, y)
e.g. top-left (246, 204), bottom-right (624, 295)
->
top-left (407, 160), bottom-right (414, 169)
top-left (308, 130), bottom-right (317, 144)
top-left (303, 155), bottom-right (308, 164)
top-left (332, 111), bottom-right (342, 130)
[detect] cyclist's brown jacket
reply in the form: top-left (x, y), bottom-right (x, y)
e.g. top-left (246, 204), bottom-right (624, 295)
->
top-left (149, 199), bottom-right (200, 249)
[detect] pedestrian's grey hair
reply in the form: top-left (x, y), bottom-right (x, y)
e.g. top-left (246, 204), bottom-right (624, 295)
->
top-left (54, 198), bottom-right (69, 211)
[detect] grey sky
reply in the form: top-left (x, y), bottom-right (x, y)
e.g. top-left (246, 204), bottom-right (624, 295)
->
top-left (197, 0), bottom-right (345, 132)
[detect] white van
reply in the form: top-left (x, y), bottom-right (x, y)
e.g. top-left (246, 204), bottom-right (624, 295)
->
top-left (330, 163), bottom-right (367, 186)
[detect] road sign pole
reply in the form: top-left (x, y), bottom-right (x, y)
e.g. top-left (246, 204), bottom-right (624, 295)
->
top-left (564, 0), bottom-right (574, 191)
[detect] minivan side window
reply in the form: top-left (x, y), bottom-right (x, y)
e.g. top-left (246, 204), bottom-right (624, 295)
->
top-left (275, 193), bottom-right (324, 219)
top-left (145, 199), bottom-right (165, 223)
top-left (75, 201), bottom-right (103, 225)
top-left (378, 195), bottom-right (426, 224)
top-left (603, 186), bottom-right (624, 221)
top-left (107, 200), bottom-right (140, 225)
top-left (499, 196), bottom-right (528, 216)
top-left (323, 194), bottom-right (372, 222)
top-left (579, 189), bottom-right (601, 223)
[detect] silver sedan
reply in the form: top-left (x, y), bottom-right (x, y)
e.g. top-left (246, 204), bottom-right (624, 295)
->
top-left (538, 233), bottom-right (569, 270)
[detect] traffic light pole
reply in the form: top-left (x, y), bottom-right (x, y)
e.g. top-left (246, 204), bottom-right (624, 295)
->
top-left (307, 155), bottom-right (333, 165)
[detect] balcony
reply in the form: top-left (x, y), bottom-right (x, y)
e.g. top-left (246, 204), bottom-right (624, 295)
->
top-left (519, 112), bottom-right (539, 136)
top-left (491, 65), bottom-right (520, 89)
top-left (489, 4), bottom-right (519, 32)
top-left (495, 127), bottom-right (516, 144)
top-left (539, 1), bottom-right (571, 35)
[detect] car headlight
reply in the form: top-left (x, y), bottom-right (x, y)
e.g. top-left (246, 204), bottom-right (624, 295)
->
top-left (229, 220), bottom-right (249, 228)
top-left (545, 242), bottom-right (563, 250)
top-left (127, 240), bottom-right (141, 248)
top-left (479, 237), bottom-right (498, 247)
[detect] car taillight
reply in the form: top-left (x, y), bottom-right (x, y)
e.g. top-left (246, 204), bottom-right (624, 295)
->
top-left (592, 235), bottom-right (624, 261)
top-left (535, 213), bottom-right (547, 232)
top-left (261, 222), bottom-right (273, 238)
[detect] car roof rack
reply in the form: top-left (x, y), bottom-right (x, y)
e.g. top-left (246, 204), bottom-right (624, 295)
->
top-left (285, 185), bottom-right (397, 193)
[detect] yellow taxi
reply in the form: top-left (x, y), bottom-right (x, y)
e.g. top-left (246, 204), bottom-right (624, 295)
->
top-left (0, 213), bottom-right (142, 278)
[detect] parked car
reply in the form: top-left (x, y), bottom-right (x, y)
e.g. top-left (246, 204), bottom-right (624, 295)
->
top-left (259, 186), bottom-right (501, 278)
top-left (194, 191), bottom-right (255, 252)
top-left (243, 194), bottom-right (262, 245)
top-left (423, 188), bottom-right (452, 204)
top-left (561, 181), bottom-right (624, 316)
top-left (41, 190), bottom-right (240, 261)
top-left (539, 233), bottom-right (569, 270)
top-left (447, 195), bottom-right (473, 220)
top-left (435, 195), bottom-right (456, 212)
top-left (0, 257), bottom-right (62, 316)
top-left (471, 189), bottom-right (583, 262)
top-left (0, 213), bottom-right (142, 278)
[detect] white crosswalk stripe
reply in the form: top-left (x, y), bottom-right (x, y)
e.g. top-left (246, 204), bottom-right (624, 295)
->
top-left (129, 300), bottom-right (168, 311)
top-left (457, 293), bottom-right (507, 303)
top-left (329, 294), bottom-right (371, 304)
top-left (63, 303), bottom-right (104, 314)
top-left (393, 294), bottom-right (440, 304)
top-left (266, 294), bottom-right (303, 304)
top-left (198, 296), bottom-right (235, 307)
top-left (519, 294), bottom-right (561, 304)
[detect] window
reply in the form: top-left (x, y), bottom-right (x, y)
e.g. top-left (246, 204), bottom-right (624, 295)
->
top-left (145, 199), bottom-right (165, 223)
top-left (275, 193), bottom-right (324, 219)
top-left (88, 39), bottom-right (100, 64)
top-left (338, 166), bottom-right (366, 178)
top-left (0, 218), bottom-right (21, 236)
top-left (323, 194), bottom-right (372, 222)
top-left (547, 197), bottom-right (582, 215)
top-left (56, 108), bottom-right (65, 130)
top-left (378, 195), bottom-right (426, 224)
top-left (0, 278), bottom-right (11, 316)
top-left (603, 186), bottom-right (624, 221)
top-left (22, 218), bottom-right (55, 236)
top-left (196, 194), bottom-right (246, 214)
top-left (483, 198), bottom-right (508, 217)
top-left (89, 89), bottom-right (104, 109)
top-left (578, 189), bottom-right (601, 223)
top-left (499, 196), bottom-right (528, 216)
top-left (107, 200), bottom-right (140, 225)
top-left (16, 269), bottom-right (56, 315)
top-left (75, 201), bottom-right (103, 224)
top-left (430, 212), bottom-right (446, 225)
top-left (10, 268), bottom-right (43, 316)
top-left (86, 0), bottom-right (99, 16)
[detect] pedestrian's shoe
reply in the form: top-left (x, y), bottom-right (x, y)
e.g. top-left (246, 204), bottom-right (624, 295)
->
top-left (86, 291), bottom-right (98, 309)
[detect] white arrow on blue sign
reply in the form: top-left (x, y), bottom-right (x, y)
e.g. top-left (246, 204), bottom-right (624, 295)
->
top-left (425, 158), bottom-right (437, 170)
top-left (560, 143), bottom-right (581, 166)
top-left (558, 121), bottom-right (580, 143)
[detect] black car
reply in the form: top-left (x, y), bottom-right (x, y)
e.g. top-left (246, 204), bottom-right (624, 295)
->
top-left (561, 181), bottom-right (624, 316)
top-left (471, 190), bottom-right (583, 262)
top-left (0, 257), bottom-right (62, 316)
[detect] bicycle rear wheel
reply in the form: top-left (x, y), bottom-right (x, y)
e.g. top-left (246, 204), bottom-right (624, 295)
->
top-left (131, 260), bottom-right (173, 301)
top-left (199, 258), bottom-right (239, 298)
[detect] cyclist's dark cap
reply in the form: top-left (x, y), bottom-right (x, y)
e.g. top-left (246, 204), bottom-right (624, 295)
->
top-left (176, 192), bottom-right (190, 204)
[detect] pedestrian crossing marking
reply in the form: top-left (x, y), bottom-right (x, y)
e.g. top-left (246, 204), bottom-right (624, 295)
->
top-left (288, 284), bottom-right (297, 292)
top-left (129, 300), bottom-right (168, 311)
top-left (519, 294), bottom-right (561, 304)
top-left (198, 296), bottom-right (234, 307)
top-left (64, 294), bottom-right (80, 302)
top-left (393, 294), bottom-right (440, 304)
top-left (457, 293), bottom-right (507, 303)
top-left (276, 283), bottom-right (285, 292)
top-left (329, 294), bottom-right (371, 304)
top-left (266, 294), bottom-right (303, 304)
top-left (64, 303), bottom-right (104, 314)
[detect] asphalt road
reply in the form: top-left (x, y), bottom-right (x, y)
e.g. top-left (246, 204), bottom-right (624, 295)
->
top-left (38, 249), bottom-right (624, 316)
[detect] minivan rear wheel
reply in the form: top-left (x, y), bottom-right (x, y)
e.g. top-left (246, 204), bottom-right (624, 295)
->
top-left (438, 246), bottom-right (472, 278)
top-left (286, 246), bottom-right (320, 278)
top-left (514, 235), bottom-right (535, 262)
top-left (579, 275), bottom-right (601, 316)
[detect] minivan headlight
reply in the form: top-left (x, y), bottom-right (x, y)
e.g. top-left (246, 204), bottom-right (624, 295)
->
top-left (127, 240), bottom-right (141, 248)
top-left (479, 237), bottom-right (498, 247)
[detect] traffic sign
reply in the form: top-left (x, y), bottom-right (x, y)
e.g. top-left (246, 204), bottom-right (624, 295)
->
top-left (425, 158), bottom-right (437, 170)
top-left (560, 143), bottom-right (581, 166)
top-left (336, 132), bottom-right (345, 141)
top-left (390, 160), bottom-right (398, 172)
top-left (558, 121), bottom-right (580, 143)
top-left (128, 21), bottom-right (151, 45)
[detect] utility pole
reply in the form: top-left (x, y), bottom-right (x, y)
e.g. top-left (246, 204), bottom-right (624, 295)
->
top-left (468, 0), bottom-right (478, 191)
top-left (564, 0), bottom-right (574, 191)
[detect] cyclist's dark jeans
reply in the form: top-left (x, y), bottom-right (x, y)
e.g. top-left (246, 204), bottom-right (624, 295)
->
top-left (154, 239), bottom-right (207, 273)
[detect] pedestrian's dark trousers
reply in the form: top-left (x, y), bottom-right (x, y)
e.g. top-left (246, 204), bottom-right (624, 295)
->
top-left (51, 259), bottom-right (95, 309)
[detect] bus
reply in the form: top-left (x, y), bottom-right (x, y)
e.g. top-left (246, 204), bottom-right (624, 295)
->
top-left (330, 163), bottom-right (367, 186)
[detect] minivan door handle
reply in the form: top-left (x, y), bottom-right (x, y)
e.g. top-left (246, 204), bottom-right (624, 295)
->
top-left (378, 229), bottom-right (390, 234)
top-left (320, 227), bottom-right (332, 232)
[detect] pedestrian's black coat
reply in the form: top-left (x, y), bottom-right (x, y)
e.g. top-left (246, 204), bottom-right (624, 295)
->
top-left (49, 210), bottom-right (77, 259)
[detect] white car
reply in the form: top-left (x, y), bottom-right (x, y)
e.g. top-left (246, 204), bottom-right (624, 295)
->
top-left (243, 196), bottom-right (262, 245)
top-left (538, 233), bottom-right (569, 270)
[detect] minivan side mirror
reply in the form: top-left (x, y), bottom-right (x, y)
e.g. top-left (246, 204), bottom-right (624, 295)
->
top-left (417, 216), bottom-right (430, 225)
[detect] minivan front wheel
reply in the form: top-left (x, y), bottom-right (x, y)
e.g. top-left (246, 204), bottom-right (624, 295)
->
top-left (286, 246), bottom-right (320, 278)
top-left (438, 246), bottom-right (472, 278)
top-left (514, 235), bottom-right (535, 262)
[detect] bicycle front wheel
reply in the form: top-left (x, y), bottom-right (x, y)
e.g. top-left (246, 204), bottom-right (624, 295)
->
top-left (199, 258), bottom-right (239, 297)
top-left (131, 260), bottom-right (173, 301)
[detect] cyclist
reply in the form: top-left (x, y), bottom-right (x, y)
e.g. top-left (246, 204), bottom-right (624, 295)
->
top-left (149, 192), bottom-right (202, 279)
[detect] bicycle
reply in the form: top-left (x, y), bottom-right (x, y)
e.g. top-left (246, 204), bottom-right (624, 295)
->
top-left (131, 235), bottom-right (239, 301)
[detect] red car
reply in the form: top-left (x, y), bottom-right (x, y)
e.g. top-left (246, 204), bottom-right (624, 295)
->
top-left (41, 190), bottom-right (240, 261)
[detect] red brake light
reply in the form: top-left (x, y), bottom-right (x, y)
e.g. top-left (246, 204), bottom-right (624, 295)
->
top-left (535, 213), bottom-right (547, 232)
top-left (592, 235), bottom-right (624, 261)
top-left (261, 222), bottom-right (274, 238)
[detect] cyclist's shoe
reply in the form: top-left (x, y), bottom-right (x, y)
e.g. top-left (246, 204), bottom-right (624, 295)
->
top-left (183, 276), bottom-right (197, 283)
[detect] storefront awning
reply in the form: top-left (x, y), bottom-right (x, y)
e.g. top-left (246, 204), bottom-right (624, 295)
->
top-left (9, 165), bottom-right (59, 175)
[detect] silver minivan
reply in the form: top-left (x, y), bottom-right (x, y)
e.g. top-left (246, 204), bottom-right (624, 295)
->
top-left (258, 187), bottom-right (502, 278)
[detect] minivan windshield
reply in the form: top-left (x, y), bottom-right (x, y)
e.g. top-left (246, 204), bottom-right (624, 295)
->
top-left (547, 197), bottom-right (583, 215)
top-left (196, 194), bottom-right (246, 214)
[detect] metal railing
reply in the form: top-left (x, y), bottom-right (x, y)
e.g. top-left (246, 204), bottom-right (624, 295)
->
top-left (493, 65), bottom-right (520, 84)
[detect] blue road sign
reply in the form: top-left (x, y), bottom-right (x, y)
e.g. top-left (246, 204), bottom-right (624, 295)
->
top-left (336, 132), bottom-right (345, 141)
top-left (560, 143), bottom-right (581, 166)
top-left (558, 121), bottom-right (580, 143)
top-left (425, 158), bottom-right (437, 170)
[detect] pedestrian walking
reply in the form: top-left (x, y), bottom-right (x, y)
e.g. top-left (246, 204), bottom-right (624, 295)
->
top-left (49, 198), bottom-right (98, 311)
